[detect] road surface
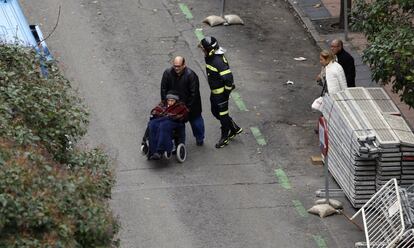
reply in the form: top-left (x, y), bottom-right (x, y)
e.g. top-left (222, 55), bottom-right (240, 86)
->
top-left (21, 0), bottom-right (364, 247)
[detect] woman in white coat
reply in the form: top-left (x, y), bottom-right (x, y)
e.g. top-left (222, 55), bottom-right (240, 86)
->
top-left (318, 49), bottom-right (347, 95)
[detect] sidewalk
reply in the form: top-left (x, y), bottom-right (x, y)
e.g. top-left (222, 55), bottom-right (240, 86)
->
top-left (286, 0), bottom-right (414, 129)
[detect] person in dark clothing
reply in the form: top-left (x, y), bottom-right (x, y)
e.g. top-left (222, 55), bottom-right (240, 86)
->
top-left (147, 92), bottom-right (188, 160)
top-left (198, 36), bottom-right (243, 149)
top-left (330, 39), bottom-right (356, 87)
top-left (161, 56), bottom-right (205, 146)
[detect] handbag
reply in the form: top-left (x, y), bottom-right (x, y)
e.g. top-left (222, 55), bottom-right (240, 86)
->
top-left (311, 72), bottom-right (328, 112)
top-left (311, 96), bottom-right (324, 112)
top-left (311, 78), bottom-right (327, 112)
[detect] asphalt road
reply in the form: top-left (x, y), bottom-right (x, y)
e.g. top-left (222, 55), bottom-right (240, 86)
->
top-left (21, 0), bottom-right (364, 247)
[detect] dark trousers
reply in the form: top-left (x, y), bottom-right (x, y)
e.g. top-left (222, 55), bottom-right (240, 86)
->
top-left (210, 94), bottom-right (234, 134)
top-left (189, 115), bottom-right (205, 142)
top-left (148, 117), bottom-right (184, 155)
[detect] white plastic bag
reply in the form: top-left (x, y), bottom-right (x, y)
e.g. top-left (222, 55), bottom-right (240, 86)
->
top-left (311, 96), bottom-right (323, 112)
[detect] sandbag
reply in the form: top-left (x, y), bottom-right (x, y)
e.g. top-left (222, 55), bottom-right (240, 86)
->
top-left (315, 199), bottom-right (343, 209)
top-left (203, 15), bottom-right (226, 27)
top-left (224, 14), bottom-right (244, 25)
top-left (308, 204), bottom-right (337, 218)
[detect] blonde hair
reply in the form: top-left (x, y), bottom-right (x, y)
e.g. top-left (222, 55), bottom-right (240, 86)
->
top-left (320, 49), bottom-right (335, 63)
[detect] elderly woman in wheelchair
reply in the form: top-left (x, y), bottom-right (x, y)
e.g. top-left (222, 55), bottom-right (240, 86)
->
top-left (141, 91), bottom-right (188, 162)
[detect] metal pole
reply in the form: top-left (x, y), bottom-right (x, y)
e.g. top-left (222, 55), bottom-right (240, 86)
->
top-left (324, 155), bottom-right (330, 203)
top-left (344, 0), bottom-right (348, 41)
top-left (220, 0), bottom-right (225, 17)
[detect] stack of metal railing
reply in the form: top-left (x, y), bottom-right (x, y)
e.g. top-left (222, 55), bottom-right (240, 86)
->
top-left (383, 114), bottom-right (414, 187)
top-left (320, 87), bottom-right (414, 208)
top-left (343, 89), bottom-right (401, 191)
top-left (322, 90), bottom-right (379, 207)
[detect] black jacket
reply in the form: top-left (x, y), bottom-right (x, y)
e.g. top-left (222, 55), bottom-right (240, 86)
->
top-left (336, 49), bottom-right (356, 87)
top-left (160, 67), bottom-right (202, 120)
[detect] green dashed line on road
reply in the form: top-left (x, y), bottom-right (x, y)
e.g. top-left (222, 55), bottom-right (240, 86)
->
top-left (231, 92), bottom-right (248, 111)
top-left (292, 200), bottom-right (308, 217)
top-left (194, 29), bottom-right (204, 41)
top-left (313, 235), bottom-right (328, 248)
top-left (250, 126), bottom-right (267, 146)
top-left (178, 3), bottom-right (193, 19)
top-left (274, 169), bottom-right (291, 190)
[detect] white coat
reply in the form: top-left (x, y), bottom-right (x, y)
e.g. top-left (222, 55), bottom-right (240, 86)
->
top-left (324, 61), bottom-right (347, 94)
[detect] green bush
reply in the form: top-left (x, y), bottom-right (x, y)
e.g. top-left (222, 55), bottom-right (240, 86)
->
top-left (0, 44), bottom-right (119, 246)
top-left (351, 0), bottom-right (414, 107)
top-left (0, 44), bottom-right (89, 161)
top-left (0, 139), bottom-right (119, 247)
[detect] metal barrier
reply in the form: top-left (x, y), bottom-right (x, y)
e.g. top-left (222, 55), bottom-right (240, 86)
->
top-left (351, 179), bottom-right (405, 248)
top-left (396, 229), bottom-right (414, 248)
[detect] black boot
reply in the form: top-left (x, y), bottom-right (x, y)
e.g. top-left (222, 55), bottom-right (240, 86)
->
top-left (215, 127), bottom-right (229, 148)
top-left (228, 120), bottom-right (243, 139)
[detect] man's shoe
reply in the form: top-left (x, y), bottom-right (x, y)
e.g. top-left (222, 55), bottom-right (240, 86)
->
top-left (196, 140), bottom-right (204, 146)
top-left (215, 137), bottom-right (229, 148)
top-left (150, 152), bottom-right (161, 160)
top-left (228, 127), bottom-right (243, 139)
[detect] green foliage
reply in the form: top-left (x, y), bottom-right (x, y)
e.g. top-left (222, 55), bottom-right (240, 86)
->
top-left (0, 140), bottom-right (119, 247)
top-left (0, 44), bottom-right (89, 161)
top-left (351, 0), bottom-right (414, 107)
top-left (0, 44), bottom-right (119, 246)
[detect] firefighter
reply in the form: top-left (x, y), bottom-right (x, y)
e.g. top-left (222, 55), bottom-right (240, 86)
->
top-left (198, 36), bottom-right (243, 148)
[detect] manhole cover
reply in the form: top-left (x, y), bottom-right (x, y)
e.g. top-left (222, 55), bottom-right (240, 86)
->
top-left (312, 18), bottom-right (343, 34)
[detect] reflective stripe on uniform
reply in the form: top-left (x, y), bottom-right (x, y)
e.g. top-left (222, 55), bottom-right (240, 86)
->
top-left (225, 85), bottom-right (233, 90)
top-left (211, 87), bottom-right (224, 94)
top-left (206, 64), bottom-right (218, 72)
top-left (219, 110), bottom-right (229, 116)
top-left (220, 69), bottom-right (231, 76)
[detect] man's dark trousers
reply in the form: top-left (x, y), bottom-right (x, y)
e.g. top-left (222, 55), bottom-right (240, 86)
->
top-left (189, 115), bottom-right (205, 143)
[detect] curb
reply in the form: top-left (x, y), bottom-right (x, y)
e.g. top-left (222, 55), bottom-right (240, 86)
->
top-left (284, 0), bottom-right (328, 50)
top-left (284, 0), bottom-right (413, 130)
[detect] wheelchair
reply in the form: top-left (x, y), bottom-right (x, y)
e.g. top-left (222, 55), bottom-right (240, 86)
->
top-left (140, 124), bottom-right (187, 163)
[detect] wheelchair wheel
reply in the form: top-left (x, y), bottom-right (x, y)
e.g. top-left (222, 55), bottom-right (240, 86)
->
top-left (176, 143), bottom-right (186, 163)
top-left (140, 142), bottom-right (149, 156)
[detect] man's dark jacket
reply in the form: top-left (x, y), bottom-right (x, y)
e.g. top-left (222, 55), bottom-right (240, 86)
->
top-left (161, 67), bottom-right (202, 120)
top-left (336, 49), bottom-right (356, 87)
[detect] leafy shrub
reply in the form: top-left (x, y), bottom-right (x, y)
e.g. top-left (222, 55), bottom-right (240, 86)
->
top-left (351, 0), bottom-right (414, 107)
top-left (0, 139), bottom-right (119, 247)
top-left (0, 44), bottom-right (119, 246)
top-left (0, 44), bottom-right (89, 161)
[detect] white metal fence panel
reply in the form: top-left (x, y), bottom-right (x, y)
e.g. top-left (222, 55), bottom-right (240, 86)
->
top-left (352, 179), bottom-right (405, 248)
top-left (396, 229), bottom-right (414, 248)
